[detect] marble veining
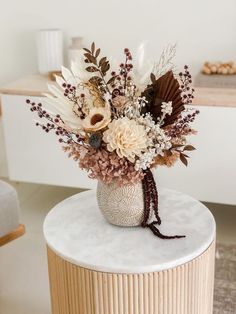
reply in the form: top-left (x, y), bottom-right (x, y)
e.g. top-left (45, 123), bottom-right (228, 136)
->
top-left (43, 188), bottom-right (216, 274)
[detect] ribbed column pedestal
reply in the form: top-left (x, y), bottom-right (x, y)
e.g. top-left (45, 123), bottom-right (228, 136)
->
top-left (47, 240), bottom-right (215, 314)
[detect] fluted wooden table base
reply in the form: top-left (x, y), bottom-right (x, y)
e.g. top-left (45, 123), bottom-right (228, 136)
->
top-left (47, 241), bottom-right (215, 314)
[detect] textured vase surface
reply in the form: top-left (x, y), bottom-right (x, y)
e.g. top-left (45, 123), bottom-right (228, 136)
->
top-left (96, 181), bottom-right (144, 227)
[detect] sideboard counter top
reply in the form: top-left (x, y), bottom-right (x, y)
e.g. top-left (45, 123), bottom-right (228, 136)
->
top-left (1, 74), bottom-right (236, 108)
top-left (193, 86), bottom-right (236, 108)
top-left (0, 75), bottom-right (50, 97)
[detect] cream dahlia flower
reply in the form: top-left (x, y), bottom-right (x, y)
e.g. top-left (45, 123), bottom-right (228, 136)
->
top-left (81, 106), bottom-right (111, 132)
top-left (103, 117), bottom-right (148, 162)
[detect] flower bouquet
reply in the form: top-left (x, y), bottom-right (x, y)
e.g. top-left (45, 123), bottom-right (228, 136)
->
top-left (27, 42), bottom-right (199, 239)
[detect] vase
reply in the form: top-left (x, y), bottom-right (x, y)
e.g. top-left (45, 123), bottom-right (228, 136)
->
top-left (68, 37), bottom-right (84, 67)
top-left (97, 173), bottom-right (185, 240)
top-left (36, 29), bottom-right (63, 75)
top-left (97, 181), bottom-right (144, 227)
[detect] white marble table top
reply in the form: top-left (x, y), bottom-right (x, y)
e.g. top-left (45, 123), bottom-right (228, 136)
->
top-left (43, 188), bottom-right (215, 274)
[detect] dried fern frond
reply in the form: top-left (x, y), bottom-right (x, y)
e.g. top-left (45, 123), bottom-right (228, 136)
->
top-left (153, 44), bottom-right (177, 79)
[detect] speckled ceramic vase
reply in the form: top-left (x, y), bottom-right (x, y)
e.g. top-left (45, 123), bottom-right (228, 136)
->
top-left (96, 181), bottom-right (144, 227)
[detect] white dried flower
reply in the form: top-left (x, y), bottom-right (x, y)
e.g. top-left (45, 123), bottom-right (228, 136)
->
top-left (123, 96), bottom-right (147, 120)
top-left (161, 101), bottom-right (173, 116)
top-left (134, 113), bottom-right (172, 170)
top-left (135, 149), bottom-right (156, 171)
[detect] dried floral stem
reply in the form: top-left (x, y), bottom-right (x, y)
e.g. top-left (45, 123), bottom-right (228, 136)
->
top-left (84, 42), bottom-right (112, 95)
top-left (179, 66), bottom-right (194, 104)
top-left (99, 70), bottom-right (112, 94)
top-left (123, 55), bottom-right (129, 91)
top-left (61, 83), bottom-right (86, 119)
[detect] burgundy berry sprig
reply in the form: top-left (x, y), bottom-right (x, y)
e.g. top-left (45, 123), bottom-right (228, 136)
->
top-left (26, 99), bottom-right (84, 145)
top-left (179, 65), bottom-right (194, 104)
top-left (119, 48), bottom-right (133, 93)
top-left (61, 83), bottom-right (86, 119)
top-left (167, 109), bottom-right (199, 139)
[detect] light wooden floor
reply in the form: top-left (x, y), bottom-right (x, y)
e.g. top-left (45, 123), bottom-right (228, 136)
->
top-left (0, 179), bottom-right (235, 314)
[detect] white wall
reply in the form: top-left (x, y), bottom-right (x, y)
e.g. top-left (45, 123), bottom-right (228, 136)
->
top-left (0, 0), bottom-right (236, 85)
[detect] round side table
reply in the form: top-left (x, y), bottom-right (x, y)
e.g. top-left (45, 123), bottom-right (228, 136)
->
top-left (44, 188), bottom-right (216, 314)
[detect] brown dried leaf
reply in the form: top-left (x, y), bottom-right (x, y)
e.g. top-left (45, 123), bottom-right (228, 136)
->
top-left (165, 150), bottom-right (172, 157)
top-left (89, 76), bottom-right (102, 85)
top-left (84, 53), bottom-right (97, 65)
top-left (91, 42), bottom-right (95, 54)
top-left (180, 153), bottom-right (188, 166)
top-left (95, 48), bottom-right (101, 58)
top-left (184, 145), bottom-right (196, 151)
top-left (107, 76), bottom-right (116, 85)
top-left (150, 73), bottom-right (156, 84)
top-left (99, 57), bottom-right (107, 67)
top-left (101, 61), bottom-right (110, 74)
top-left (83, 48), bottom-right (91, 53)
top-left (106, 62), bottom-right (110, 70)
top-left (86, 66), bottom-right (98, 73)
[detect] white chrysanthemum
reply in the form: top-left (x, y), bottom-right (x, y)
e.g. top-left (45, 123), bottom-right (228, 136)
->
top-left (103, 117), bottom-right (148, 163)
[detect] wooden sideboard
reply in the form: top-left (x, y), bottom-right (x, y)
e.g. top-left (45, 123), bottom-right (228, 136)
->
top-left (0, 75), bottom-right (236, 204)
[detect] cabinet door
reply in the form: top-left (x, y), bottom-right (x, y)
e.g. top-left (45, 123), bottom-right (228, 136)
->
top-left (1, 94), bottom-right (96, 189)
top-left (155, 105), bottom-right (236, 205)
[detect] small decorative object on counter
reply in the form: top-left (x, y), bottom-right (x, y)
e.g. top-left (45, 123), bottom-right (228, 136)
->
top-left (68, 37), bottom-right (84, 66)
top-left (36, 29), bottom-right (63, 75)
top-left (202, 61), bottom-right (236, 75)
top-left (27, 42), bottom-right (199, 239)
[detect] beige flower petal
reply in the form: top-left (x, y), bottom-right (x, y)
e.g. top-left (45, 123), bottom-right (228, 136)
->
top-left (103, 117), bottom-right (147, 162)
top-left (81, 106), bottom-right (111, 132)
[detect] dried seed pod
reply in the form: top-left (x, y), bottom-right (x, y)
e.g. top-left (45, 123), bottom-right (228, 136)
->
top-left (89, 133), bottom-right (102, 149)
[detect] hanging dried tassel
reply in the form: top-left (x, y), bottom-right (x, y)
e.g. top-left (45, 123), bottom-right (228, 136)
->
top-left (141, 174), bottom-right (151, 227)
top-left (148, 221), bottom-right (185, 239)
top-left (141, 169), bottom-right (185, 239)
top-left (146, 169), bottom-right (161, 225)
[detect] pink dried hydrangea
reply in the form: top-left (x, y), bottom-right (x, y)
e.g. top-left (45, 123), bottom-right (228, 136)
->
top-left (64, 145), bottom-right (144, 185)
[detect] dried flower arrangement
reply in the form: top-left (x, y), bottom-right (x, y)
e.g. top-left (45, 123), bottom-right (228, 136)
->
top-left (27, 42), bottom-right (199, 239)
